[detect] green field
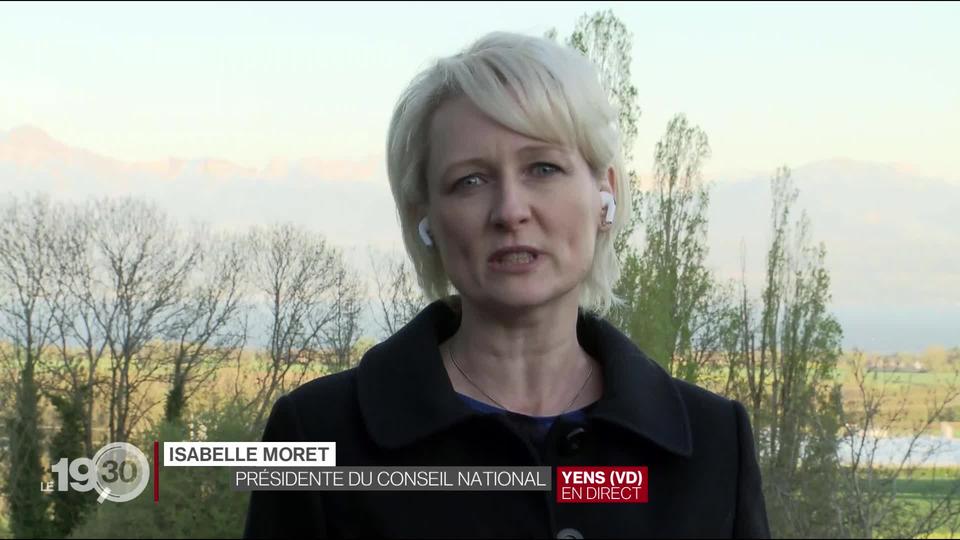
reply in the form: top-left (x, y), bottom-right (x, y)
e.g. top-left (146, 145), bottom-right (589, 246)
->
top-left (899, 468), bottom-right (960, 538)
top-left (837, 362), bottom-right (960, 437)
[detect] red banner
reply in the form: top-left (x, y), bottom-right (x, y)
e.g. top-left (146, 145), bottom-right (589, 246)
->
top-left (555, 466), bottom-right (648, 504)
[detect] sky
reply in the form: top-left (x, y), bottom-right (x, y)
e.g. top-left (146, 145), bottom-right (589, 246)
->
top-left (1, 1), bottom-right (958, 352)
top-left (1, 1), bottom-right (958, 181)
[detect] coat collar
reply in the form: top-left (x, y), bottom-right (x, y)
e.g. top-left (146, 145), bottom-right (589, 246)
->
top-left (356, 297), bottom-right (693, 458)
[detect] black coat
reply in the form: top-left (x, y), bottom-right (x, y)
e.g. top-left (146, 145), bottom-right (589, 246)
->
top-left (244, 299), bottom-right (770, 539)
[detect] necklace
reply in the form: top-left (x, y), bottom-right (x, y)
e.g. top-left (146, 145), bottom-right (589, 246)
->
top-left (447, 338), bottom-right (594, 416)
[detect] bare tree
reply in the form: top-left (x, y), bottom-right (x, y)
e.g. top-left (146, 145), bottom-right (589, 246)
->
top-left (76, 198), bottom-right (199, 442)
top-left (722, 242), bottom-right (755, 400)
top-left (0, 194), bottom-right (63, 538)
top-left (837, 351), bottom-right (960, 538)
top-left (49, 203), bottom-right (113, 455)
top-left (320, 258), bottom-right (366, 374)
top-left (0, 194), bottom-right (63, 394)
top-left (163, 228), bottom-right (247, 422)
top-left (367, 248), bottom-right (425, 339)
top-left (246, 224), bottom-right (340, 426)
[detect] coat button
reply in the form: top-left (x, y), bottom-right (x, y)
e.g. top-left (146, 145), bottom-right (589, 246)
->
top-left (556, 527), bottom-right (584, 539)
top-left (558, 426), bottom-right (587, 456)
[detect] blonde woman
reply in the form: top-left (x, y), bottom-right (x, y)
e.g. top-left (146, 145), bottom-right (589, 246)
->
top-left (245, 31), bottom-right (770, 539)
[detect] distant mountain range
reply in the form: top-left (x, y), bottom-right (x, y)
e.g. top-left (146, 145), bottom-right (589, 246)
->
top-left (706, 159), bottom-right (959, 353)
top-left (1, 125), bottom-right (957, 353)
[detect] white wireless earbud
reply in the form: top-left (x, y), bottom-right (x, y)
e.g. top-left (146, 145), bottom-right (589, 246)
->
top-left (418, 217), bottom-right (433, 247)
top-left (600, 191), bottom-right (616, 225)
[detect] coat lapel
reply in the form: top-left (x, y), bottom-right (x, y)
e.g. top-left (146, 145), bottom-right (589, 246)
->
top-left (356, 298), bottom-right (693, 458)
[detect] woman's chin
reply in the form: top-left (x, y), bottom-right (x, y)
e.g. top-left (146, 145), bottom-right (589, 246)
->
top-left (469, 284), bottom-right (575, 313)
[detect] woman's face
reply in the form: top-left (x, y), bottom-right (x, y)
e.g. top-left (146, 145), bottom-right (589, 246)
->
top-left (424, 96), bottom-right (614, 313)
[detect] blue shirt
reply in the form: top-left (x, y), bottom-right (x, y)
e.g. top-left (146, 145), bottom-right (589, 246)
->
top-left (457, 392), bottom-right (595, 453)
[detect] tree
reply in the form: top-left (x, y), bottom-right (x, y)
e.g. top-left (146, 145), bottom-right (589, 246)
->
top-left (566, 9), bottom-right (640, 164)
top-left (620, 114), bottom-right (724, 383)
top-left (40, 202), bottom-right (102, 461)
top-left (46, 393), bottom-right (91, 538)
top-left (70, 400), bottom-right (257, 539)
top-left (42, 206), bottom-right (99, 536)
top-left (246, 224), bottom-right (340, 427)
top-left (367, 249), bottom-right (425, 339)
top-left (725, 166), bottom-right (846, 537)
top-left (320, 259), bottom-right (366, 374)
top-left (564, 9), bottom-right (643, 249)
top-left (0, 195), bottom-right (65, 538)
top-left (80, 198), bottom-right (199, 442)
top-left (548, 10), bottom-right (655, 345)
top-left (163, 229), bottom-right (247, 423)
top-left (836, 351), bottom-right (960, 538)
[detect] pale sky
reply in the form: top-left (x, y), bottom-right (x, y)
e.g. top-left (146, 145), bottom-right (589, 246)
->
top-left (1, 1), bottom-right (958, 181)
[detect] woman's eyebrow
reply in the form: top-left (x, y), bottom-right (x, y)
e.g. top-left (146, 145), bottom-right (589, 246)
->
top-left (517, 143), bottom-right (564, 154)
top-left (439, 157), bottom-right (489, 180)
top-left (515, 143), bottom-right (567, 157)
top-left (439, 144), bottom-right (570, 179)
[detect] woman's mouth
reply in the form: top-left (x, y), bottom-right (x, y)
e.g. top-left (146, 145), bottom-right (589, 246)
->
top-left (488, 250), bottom-right (541, 273)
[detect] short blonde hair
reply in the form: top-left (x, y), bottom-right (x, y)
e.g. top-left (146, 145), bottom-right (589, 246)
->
top-left (386, 31), bottom-right (631, 316)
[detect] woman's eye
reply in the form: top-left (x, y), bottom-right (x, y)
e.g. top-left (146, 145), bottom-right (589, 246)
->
top-left (456, 174), bottom-right (484, 188)
top-left (531, 163), bottom-right (561, 176)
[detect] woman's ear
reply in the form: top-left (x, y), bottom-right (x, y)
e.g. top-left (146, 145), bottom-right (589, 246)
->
top-left (408, 202), bottom-right (426, 223)
top-left (598, 166), bottom-right (618, 230)
top-left (409, 203), bottom-right (434, 246)
top-left (602, 165), bottom-right (617, 198)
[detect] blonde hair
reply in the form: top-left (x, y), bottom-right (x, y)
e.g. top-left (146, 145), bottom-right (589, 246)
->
top-left (385, 31), bottom-right (631, 316)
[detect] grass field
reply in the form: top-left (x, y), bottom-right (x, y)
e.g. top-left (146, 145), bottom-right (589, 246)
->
top-left (898, 468), bottom-right (960, 538)
top-left (837, 359), bottom-right (960, 437)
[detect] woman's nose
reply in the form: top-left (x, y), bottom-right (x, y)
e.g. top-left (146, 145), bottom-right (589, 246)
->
top-left (489, 178), bottom-right (531, 230)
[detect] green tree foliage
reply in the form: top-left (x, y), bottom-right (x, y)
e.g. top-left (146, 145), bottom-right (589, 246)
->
top-left (560, 9), bottom-right (643, 250)
top-left (726, 166), bottom-right (845, 537)
top-left (566, 10), bottom-right (640, 163)
top-left (47, 393), bottom-right (92, 538)
top-left (4, 374), bottom-right (48, 539)
top-left (70, 400), bottom-right (259, 539)
top-left (617, 114), bottom-right (725, 383)
top-left (556, 12), bottom-right (734, 386)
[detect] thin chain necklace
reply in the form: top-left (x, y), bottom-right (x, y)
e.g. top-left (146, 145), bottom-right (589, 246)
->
top-left (447, 338), bottom-right (594, 416)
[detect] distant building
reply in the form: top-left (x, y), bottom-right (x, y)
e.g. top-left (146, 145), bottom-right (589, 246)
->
top-left (866, 354), bottom-right (928, 373)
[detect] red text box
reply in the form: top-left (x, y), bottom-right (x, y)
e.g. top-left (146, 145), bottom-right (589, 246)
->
top-left (556, 466), bottom-right (648, 503)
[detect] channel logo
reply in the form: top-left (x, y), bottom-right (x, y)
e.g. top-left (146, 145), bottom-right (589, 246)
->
top-left (42, 443), bottom-right (151, 503)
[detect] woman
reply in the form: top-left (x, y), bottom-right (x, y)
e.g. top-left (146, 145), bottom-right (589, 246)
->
top-left (245, 31), bottom-right (770, 539)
